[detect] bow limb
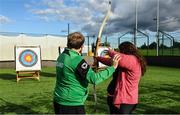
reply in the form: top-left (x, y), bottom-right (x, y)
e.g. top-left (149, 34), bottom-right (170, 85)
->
top-left (98, 2), bottom-right (111, 39)
top-left (95, 1), bottom-right (111, 59)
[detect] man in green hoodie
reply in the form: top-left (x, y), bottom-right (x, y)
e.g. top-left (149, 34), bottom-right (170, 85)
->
top-left (53, 32), bottom-right (120, 114)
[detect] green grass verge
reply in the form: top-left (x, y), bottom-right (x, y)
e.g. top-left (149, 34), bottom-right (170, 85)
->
top-left (139, 48), bottom-right (180, 56)
top-left (0, 66), bottom-right (180, 114)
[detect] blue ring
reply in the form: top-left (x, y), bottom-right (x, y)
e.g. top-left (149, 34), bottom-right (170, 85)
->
top-left (100, 50), bottom-right (108, 57)
top-left (19, 49), bottom-right (38, 67)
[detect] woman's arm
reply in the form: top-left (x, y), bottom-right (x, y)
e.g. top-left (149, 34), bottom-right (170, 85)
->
top-left (109, 50), bottom-right (137, 71)
top-left (96, 57), bottom-right (111, 66)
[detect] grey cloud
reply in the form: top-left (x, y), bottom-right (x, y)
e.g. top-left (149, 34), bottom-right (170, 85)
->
top-left (30, 0), bottom-right (180, 35)
top-left (83, 0), bottom-right (180, 35)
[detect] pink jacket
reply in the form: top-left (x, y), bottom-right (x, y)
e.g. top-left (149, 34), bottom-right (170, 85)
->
top-left (97, 50), bottom-right (141, 108)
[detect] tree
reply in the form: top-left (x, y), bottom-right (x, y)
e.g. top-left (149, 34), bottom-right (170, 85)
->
top-left (173, 41), bottom-right (180, 48)
top-left (149, 42), bottom-right (157, 49)
top-left (140, 43), bottom-right (148, 49)
top-left (159, 44), bottom-right (168, 48)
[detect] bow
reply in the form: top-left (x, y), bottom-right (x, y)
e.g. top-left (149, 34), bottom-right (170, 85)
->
top-left (93, 1), bottom-right (111, 112)
top-left (94, 1), bottom-right (112, 59)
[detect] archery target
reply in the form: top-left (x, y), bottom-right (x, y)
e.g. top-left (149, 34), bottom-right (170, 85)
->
top-left (19, 50), bottom-right (38, 67)
top-left (15, 46), bottom-right (41, 71)
top-left (97, 47), bottom-right (109, 67)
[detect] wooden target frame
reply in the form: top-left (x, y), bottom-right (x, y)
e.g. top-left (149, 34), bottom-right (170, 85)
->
top-left (15, 46), bottom-right (41, 82)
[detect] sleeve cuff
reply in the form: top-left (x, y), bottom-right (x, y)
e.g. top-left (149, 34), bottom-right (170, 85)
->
top-left (108, 66), bottom-right (115, 72)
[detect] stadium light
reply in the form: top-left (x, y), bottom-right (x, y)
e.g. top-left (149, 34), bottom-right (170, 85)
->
top-left (134, 0), bottom-right (138, 47)
top-left (156, 0), bottom-right (160, 56)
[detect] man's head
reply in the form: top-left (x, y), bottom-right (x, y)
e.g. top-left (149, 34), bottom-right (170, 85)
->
top-left (67, 32), bottom-right (85, 49)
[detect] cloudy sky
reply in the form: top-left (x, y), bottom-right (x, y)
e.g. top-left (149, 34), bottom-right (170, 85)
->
top-left (0, 0), bottom-right (180, 37)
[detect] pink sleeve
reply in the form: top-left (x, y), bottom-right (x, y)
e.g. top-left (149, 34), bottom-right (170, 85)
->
top-left (108, 50), bottom-right (137, 70)
top-left (96, 57), bottom-right (111, 66)
top-left (108, 50), bottom-right (119, 57)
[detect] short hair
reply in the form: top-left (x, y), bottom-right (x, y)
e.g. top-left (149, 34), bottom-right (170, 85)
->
top-left (67, 32), bottom-right (85, 49)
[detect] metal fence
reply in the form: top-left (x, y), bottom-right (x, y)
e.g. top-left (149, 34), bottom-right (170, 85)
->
top-left (120, 30), bottom-right (180, 56)
top-left (158, 31), bottom-right (180, 56)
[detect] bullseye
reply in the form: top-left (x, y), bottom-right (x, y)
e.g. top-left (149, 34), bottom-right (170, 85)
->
top-left (24, 54), bottom-right (32, 62)
top-left (19, 49), bottom-right (38, 67)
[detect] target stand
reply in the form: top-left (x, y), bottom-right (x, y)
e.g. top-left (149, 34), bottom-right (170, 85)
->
top-left (15, 46), bottom-right (41, 82)
top-left (16, 71), bottom-right (40, 82)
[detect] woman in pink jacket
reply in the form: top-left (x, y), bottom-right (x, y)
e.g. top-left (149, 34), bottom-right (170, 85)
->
top-left (96, 42), bottom-right (146, 114)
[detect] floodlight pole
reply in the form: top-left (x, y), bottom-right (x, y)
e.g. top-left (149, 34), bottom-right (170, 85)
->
top-left (133, 0), bottom-right (138, 47)
top-left (87, 36), bottom-right (90, 56)
top-left (68, 23), bottom-right (70, 35)
top-left (156, 0), bottom-right (160, 56)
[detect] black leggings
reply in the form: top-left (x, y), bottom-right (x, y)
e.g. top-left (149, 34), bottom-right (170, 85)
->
top-left (107, 96), bottom-right (137, 114)
top-left (53, 101), bottom-right (85, 114)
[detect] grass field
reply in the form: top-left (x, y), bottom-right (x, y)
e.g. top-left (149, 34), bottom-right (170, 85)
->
top-left (0, 66), bottom-right (180, 114)
top-left (139, 48), bottom-right (180, 56)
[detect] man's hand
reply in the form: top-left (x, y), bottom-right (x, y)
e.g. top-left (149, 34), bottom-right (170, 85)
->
top-left (112, 54), bottom-right (121, 69)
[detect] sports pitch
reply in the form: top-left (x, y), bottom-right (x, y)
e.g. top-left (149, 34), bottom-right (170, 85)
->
top-left (0, 66), bottom-right (180, 114)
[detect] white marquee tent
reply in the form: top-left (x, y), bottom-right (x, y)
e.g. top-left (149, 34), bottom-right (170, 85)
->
top-left (0, 33), bottom-right (67, 61)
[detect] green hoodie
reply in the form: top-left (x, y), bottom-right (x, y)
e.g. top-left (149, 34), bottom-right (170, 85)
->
top-left (53, 48), bottom-right (115, 106)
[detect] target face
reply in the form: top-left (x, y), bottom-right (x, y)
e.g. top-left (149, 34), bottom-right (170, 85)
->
top-left (19, 49), bottom-right (38, 67)
top-left (100, 50), bottom-right (110, 58)
top-left (15, 46), bottom-right (41, 71)
top-left (97, 47), bottom-right (109, 67)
